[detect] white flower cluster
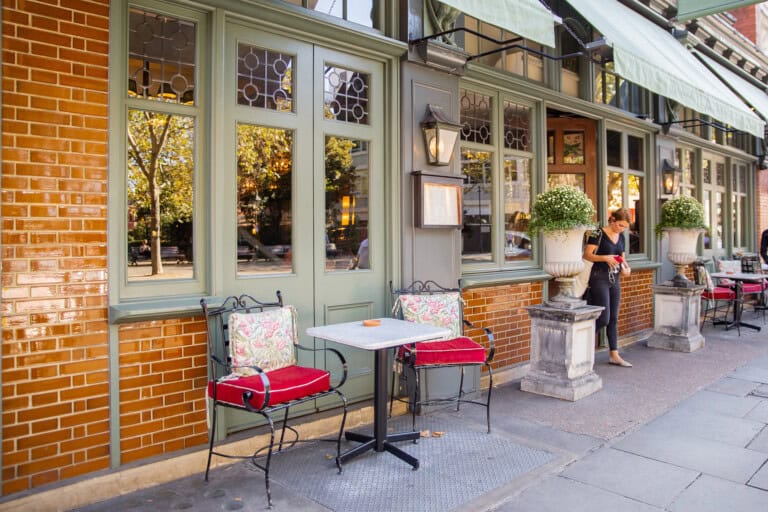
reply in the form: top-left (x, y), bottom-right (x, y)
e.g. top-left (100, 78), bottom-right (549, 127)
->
top-left (529, 185), bottom-right (595, 235)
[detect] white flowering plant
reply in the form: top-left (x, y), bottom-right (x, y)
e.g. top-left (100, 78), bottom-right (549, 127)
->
top-left (528, 185), bottom-right (595, 235)
top-left (655, 195), bottom-right (707, 237)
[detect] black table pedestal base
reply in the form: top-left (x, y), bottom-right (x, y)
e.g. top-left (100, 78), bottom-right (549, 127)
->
top-left (338, 430), bottom-right (420, 469)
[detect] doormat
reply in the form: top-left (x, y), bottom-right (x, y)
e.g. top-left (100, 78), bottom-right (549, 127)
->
top-left (268, 414), bottom-right (555, 512)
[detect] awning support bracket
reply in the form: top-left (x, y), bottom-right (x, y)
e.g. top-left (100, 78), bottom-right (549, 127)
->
top-left (409, 27), bottom-right (587, 64)
top-left (661, 118), bottom-right (738, 134)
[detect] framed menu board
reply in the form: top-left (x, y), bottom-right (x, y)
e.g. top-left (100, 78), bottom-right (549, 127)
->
top-left (412, 171), bottom-right (463, 228)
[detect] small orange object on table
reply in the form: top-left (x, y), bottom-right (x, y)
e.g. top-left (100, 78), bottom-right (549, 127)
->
top-left (362, 319), bottom-right (381, 327)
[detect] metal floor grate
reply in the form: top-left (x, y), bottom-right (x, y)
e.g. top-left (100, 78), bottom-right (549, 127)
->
top-left (72, 414), bottom-right (555, 512)
top-left (268, 415), bottom-right (555, 511)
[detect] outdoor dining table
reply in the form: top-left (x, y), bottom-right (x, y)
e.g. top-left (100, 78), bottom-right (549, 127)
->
top-left (710, 271), bottom-right (765, 332)
top-left (306, 318), bottom-right (450, 470)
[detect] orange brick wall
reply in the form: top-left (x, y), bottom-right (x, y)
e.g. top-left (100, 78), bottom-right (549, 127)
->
top-left (118, 317), bottom-right (209, 464)
top-left (462, 283), bottom-right (543, 369)
top-left (1, 0), bottom-right (111, 495)
top-left (617, 269), bottom-right (654, 337)
top-left (463, 274), bottom-right (654, 370)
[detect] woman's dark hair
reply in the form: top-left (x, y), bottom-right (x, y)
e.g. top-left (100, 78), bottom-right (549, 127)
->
top-left (610, 208), bottom-right (632, 222)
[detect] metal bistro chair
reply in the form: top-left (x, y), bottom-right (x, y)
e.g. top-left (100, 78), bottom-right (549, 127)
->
top-left (389, 280), bottom-right (495, 433)
top-left (741, 255), bottom-right (767, 323)
top-left (200, 292), bottom-right (348, 508)
top-left (694, 261), bottom-right (737, 333)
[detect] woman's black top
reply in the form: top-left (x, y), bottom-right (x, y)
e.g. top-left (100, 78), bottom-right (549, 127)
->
top-left (586, 228), bottom-right (625, 273)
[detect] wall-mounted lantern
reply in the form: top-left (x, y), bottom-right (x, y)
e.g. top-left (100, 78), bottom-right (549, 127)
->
top-left (421, 104), bottom-right (462, 166)
top-left (661, 159), bottom-right (681, 195)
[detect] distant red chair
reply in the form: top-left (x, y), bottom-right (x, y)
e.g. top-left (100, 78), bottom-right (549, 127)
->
top-left (741, 255), bottom-right (767, 323)
top-left (694, 261), bottom-right (737, 333)
top-left (200, 292), bottom-right (348, 508)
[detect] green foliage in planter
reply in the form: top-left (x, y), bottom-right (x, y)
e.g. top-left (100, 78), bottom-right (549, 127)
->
top-left (655, 195), bottom-right (707, 237)
top-left (528, 185), bottom-right (595, 236)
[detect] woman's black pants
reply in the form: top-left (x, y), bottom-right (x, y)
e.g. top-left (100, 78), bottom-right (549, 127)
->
top-left (589, 271), bottom-right (621, 351)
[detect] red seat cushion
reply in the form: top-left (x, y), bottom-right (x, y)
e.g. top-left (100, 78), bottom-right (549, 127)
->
top-left (703, 287), bottom-right (736, 300)
top-left (397, 337), bottom-right (486, 366)
top-left (209, 365), bottom-right (330, 409)
top-left (741, 283), bottom-right (764, 294)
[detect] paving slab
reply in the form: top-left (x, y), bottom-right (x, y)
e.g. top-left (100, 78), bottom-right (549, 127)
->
top-left (670, 474), bottom-right (768, 512)
top-left (643, 407), bottom-right (765, 447)
top-left (614, 428), bottom-right (768, 483)
top-left (730, 365), bottom-right (768, 384)
top-left (747, 427), bottom-right (768, 453)
top-left (706, 376), bottom-right (761, 397)
top-left (749, 461), bottom-right (768, 491)
top-left (745, 400), bottom-right (768, 423)
top-left (674, 389), bottom-right (763, 418)
top-left (753, 384), bottom-right (768, 398)
top-left (560, 447), bottom-right (698, 508)
top-left (494, 476), bottom-right (663, 512)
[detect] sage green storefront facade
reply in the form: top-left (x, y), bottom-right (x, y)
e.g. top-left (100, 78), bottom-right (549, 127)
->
top-left (3, 0), bottom-right (768, 500)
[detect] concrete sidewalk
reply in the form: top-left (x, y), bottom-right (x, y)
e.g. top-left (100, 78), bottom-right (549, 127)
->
top-left (8, 312), bottom-right (768, 511)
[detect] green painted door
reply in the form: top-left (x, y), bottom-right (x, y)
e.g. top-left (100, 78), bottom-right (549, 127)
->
top-left (219, 22), bottom-right (385, 434)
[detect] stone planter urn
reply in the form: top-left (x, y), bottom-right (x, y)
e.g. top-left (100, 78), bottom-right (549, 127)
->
top-left (664, 228), bottom-right (704, 287)
top-left (543, 226), bottom-right (588, 308)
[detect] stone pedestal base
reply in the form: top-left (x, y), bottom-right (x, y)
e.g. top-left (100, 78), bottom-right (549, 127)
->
top-left (521, 304), bottom-right (604, 401)
top-left (645, 284), bottom-right (705, 352)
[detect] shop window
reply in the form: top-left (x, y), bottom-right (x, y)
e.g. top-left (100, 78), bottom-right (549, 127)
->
top-left (323, 66), bottom-right (370, 124)
top-left (731, 162), bottom-right (748, 252)
top-left (460, 90), bottom-right (492, 144)
top-left (504, 157), bottom-right (532, 262)
top-left (701, 157), bottom-right (726, 253)
top-left (457, 17), bottom-right (543, 83)
top-left (281, 0), bottom-right (378, 28)
top-left (122, 6), bottom-right (203, 295)
top-left (324, 137), bottom-right (371, 272)
top-left (461, 150), bottom-right (494, 263)
top-left (237, 44), bottom-right (294, 111)
top-left (605, 129), bottom-right (646, 256)
top-left (671, 104), bottom-right (703, 138)
top-left (594, 62), bottom-right (648, 116)
top-left (460, 89), bottom-right (536, 268)
top-left (236, 125), bottom-right (294, 276)
top-left (674, 147), bottom-right (696, 197)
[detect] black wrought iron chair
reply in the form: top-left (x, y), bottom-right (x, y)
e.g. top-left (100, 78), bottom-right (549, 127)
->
top-left (694, 261), bottom-right (737, 332)
top-left (741, 255), bottom-right (767, 323)
top-left (389, 280), bottom-right (494, 433)
top-left (200, 292), bottom-right (348, 508)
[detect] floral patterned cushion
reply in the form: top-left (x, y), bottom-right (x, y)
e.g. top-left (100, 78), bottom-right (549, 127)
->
top-left (397, 292), bottom-right (462, 339)
top-left (228, 306), bottom-right (297, 376)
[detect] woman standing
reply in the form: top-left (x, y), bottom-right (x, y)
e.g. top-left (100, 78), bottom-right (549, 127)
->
top-left (583, 208), bottom-right (632, 367)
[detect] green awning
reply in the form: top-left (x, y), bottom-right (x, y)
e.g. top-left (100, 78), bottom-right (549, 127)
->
top-left (565, 0), bottom-right (765, 138)
top-left (695, 51), bottom-right (768, 122)
top-left (437, 0), bottom-right (555, 48)
top-left (676, 0), bottom-right (763, 22)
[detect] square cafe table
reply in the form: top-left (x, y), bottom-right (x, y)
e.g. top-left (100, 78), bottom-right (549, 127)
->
top-left (306, 318), bottom-right (450, 470)
top-left (710, 271), bottom-right (765, 332)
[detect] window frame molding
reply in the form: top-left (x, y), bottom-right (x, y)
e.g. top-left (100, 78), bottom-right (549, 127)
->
top-left (107, 0), bottom-right (211, 304)
top-left (458, 83), bottom-right (541, 274)
top-left (603, 121), bottom-right (652, 261)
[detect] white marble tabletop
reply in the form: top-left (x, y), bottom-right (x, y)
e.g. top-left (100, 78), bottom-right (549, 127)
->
top-left (306, 318), bottom-right (450, 351)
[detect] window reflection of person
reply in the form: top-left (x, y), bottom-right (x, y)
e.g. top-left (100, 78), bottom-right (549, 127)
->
top-left (356, 238), bottom-right (369, 269)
